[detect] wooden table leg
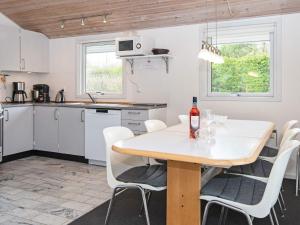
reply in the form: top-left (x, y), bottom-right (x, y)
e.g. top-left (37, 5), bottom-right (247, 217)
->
top-left (167, 160), bottom-right (201, 225)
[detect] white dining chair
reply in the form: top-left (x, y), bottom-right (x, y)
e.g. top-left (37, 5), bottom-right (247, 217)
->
top-left (144, 120), bottom-right (167, 165)
top-left (144, 120), bottom-right (167, 133)
top-left (260, 120), bottom-right (298, 158)
top-left (227, 128), bottom-right (300, 217)
top-left (178, 114), bottom-right (189, 124)
top-left (103, 126), bottom-right (167, 225)
top-left (201, 140), bottom-right (300, 225)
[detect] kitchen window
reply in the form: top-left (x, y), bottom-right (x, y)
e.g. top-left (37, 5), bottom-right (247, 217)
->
top-left (201, 18), bottom-right (282, 101)
top-left (78, 41), bottom-right (124, 98)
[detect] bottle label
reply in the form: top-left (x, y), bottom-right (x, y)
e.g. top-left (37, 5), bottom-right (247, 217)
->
top-left (191, 116), bottom-right (200, 130)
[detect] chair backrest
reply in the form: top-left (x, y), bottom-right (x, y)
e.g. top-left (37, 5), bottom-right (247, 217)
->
top-left (178, 115), bottom-right (189, 124)
top-left (279, 128), bottom-right (300, 149)
top-left (103, 126), bottom-right (145, 188)
top-left (280, 120), bottom-right (298, 145)
top-left (144, 120), bottom-right (167, 133)
top-left (255, 140), bottom-right (300, 217)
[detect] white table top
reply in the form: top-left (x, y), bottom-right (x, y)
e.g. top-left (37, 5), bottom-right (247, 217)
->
top-left (112, 119), bottom-right (275, 166)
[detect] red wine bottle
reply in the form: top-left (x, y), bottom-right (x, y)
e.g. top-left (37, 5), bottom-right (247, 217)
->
top-left (189, 97), bottom-right (200, 139)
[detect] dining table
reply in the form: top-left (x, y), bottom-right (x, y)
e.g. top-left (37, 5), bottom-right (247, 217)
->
top-left (112, 119), bottom-right (275, 225)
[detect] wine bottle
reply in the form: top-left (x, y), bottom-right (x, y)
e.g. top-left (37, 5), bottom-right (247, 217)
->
top-left (189, 97), bottom-right (200, 139)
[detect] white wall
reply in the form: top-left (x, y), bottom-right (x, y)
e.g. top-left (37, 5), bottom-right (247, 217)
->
top-left (0, 73), bottom-right (45, 101)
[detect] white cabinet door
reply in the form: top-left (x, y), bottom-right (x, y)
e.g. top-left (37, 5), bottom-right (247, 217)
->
top-left (20, 30), bottom-right (49, 73)
top-left (0, 26), bottom-right (20, 72)
top-left (59, 107), bottom-right (85, 156)
top-left (34, 106), bottom-right (59, 152)
top-left (3, 107), bottom-right (33, 156)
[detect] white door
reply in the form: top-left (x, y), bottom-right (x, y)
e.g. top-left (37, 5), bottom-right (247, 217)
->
top-left (59, 107), bottom-right (85, 156)
top-left (0, 26), bottom-right (20, 72)
top-left (85, 109), bottom-right (121, 162)
top-left (34, 106), bottom-right (59, 152)
top-left (20, 30), bottom-right (49, 73)
top-left (3, 107), bottom-right (33, 156)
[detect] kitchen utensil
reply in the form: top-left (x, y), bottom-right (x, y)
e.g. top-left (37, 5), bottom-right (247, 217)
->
top-left (55, 89), bottom-right (65, 103)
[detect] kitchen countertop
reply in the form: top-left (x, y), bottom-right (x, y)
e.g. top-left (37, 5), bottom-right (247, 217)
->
top-left (0, 102), bottom-right (167, 110)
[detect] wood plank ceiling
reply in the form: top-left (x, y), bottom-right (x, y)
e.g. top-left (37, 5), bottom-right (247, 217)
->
top-left (0, 0), bottom-right (299, 38)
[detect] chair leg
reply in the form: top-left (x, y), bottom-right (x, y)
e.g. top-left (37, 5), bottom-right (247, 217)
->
top-left (139, 191), bottom-right (152, 217)
top-left (269, 213), bottom-right (275, 225)
top-left (272, 207), bottom-right (280, 225)
top-left (221, 208), bottom-right (229, 225)
top-left (104, 188), bottom-right (118, 225)
top-left (279, 191), bottom-right (287, 211)
top-left (218, 207), bottom-right (225, 225)
top-left (138, 187), bottom-right (151, 225)
top-left (296, 150), bottom-right (299, 196)
top-left (245, 214), bottom-right (253, 225)
top-left (277, 198), bottom-right (285, 218)
top-left (202, 201), bottom-right (214, 225)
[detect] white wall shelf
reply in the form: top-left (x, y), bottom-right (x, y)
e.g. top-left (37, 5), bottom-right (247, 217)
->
top-left (120, 54), bottom-right (172, 74)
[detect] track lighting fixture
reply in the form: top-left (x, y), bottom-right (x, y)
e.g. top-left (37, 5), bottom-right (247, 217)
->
top-left (103, 15), bottom-right (107, 24)
top-left (58, 13), bottom-right (111, 29)
top-left (81, 18), bottom-right (85, 26)
top-left (60, 21), bottom-right (65, 29)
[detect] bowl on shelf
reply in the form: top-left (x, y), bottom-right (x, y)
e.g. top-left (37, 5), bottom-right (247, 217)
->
top-left (152, 48), bottom-right (170, 55)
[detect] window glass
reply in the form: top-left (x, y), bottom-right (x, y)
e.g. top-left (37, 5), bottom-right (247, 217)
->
top-left (211, 40), bottom-right (271, 94)
top-left (82, 41), bottom-right (123, 96)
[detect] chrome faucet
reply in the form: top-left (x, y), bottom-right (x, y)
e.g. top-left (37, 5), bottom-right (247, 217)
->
top-left (86, 93), bottom-right (97, 103)
top-left (86, 92), bottom-right (104, 103)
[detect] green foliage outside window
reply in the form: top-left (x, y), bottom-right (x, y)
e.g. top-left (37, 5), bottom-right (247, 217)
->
top-left (86, 65), bottom-right (122, 94)
top-left (211, 42), bottom-right (270, 93)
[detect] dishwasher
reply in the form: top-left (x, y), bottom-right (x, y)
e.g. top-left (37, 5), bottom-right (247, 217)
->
top-left (85, 109), bottom-right (121, 166)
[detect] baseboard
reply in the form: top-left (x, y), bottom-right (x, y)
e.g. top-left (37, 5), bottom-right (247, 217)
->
top-left (33, 150), bottom-right (88, 163)
top-left (2, 150), bottom-right (88, 164)
top-left (2, 150), bottom-right (35, 163)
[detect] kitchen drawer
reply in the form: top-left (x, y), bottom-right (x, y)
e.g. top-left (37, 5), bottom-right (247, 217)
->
top-left (121, 110), bottom-right (148, 121)
top-left (122, 119), bottom-right (147, 132)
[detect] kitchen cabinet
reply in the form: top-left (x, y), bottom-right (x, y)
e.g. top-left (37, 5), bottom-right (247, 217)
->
top-left (20, 30), bottom-right (49, 73)
top-left (3, 106), bottom-right (33, 156)
top-left (0, 26), bottom-right (20, 72)
top-left (59, 107), bottom-right (85, 156)
top-left (34, 106), bottom-right (85, 156)
top-left (0, 26), bottom-right (49, 73)
top-left (33, 106), bottom-right (59, 152)
top-left (121, 108), bottom-right (167, 135)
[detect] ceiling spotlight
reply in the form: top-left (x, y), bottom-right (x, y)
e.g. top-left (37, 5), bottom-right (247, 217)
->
top-left (60, 21), bottom-right (65, 29)
top-left (103, 15), bottom-right (107, 24)
top-left (81, 18), bottom-right (85, 26)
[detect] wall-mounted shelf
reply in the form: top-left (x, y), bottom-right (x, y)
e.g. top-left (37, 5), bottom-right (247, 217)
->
top-left (119, 54), bottom-right (172, 74)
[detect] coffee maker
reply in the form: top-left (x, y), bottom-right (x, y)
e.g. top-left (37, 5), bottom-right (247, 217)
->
top-left (32, 84), bottom-right (50, 103)
top-left (12, 82), bottom-right (27, 103)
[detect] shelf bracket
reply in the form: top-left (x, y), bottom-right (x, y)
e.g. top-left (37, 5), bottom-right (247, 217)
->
top-left (162, 56), bottom-right (170, 73)
top-left (126, 58), bottom-right (135, 74)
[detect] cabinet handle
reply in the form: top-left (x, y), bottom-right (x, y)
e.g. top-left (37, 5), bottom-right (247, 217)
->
top-left (54, 109), bottom-right (59, 120)
top-left (4, 110), bottom-right (9, 122)
top-left (128, 111), bottom-right (141, 115)
top-left (81, 110), bottom-right (85, 122)
top-left (128, 122), bottom-right (141, 126)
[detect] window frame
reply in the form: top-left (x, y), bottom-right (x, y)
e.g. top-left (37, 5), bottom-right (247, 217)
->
top-left (76, 39), bottom-right (126, 99)
top-left (199, 17), bottom-right (282, 102)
